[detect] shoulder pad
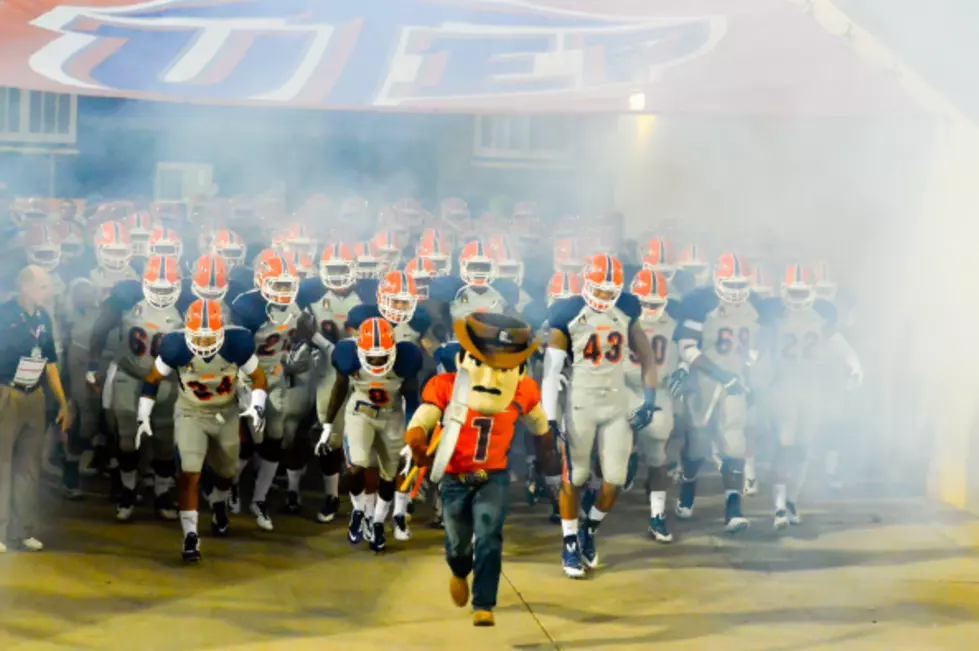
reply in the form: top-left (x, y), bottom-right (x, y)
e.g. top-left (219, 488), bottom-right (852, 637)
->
top-left (429, 276), bottom-right (464, 303)
top-left (394, 341), bottom-right (424, 377)
top-left (297, 277), bottom-right (327, 310)
top-left (615, 292), bottom-right (642, 321)
top-left (547, 296), bottom-right (586, 333)
top-left (521, 299), bottom-right (549, 332)
top-left (676, 287), bottom-right (718, 323)
top-left (355, 279), bottom-right (379, 304)
top-left (230, 290), bottom-right (267, 334)
top-left (346, 304), bottom-right (380, 331)
top-left (813, 299), bottom-right (837, 325)
top-left (106, 279), bottom-right (143, 313)
top-left (435, 341), bottom-right (462, 373)
top-left (664, 299), bottom-right (683, 321)
top-left (220, 326), bottom-right (256, 365)
top-left (492, 279), bottom-right (520, 307)
top-left (158, 331), bottom-right (193, 368)
top-left (332, 340), bottom-right (361, 375)
top-left (407, 307), bottom-right (432, 335)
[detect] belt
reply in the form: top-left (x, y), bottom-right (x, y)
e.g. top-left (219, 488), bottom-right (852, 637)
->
top-left (448, 469), bottom-right (503, 486)
top-left (6, 381), bottom-right (40, 394)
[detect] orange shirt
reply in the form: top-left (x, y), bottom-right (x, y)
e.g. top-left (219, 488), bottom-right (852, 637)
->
top-left (421, 373), bottom-right (541, 475)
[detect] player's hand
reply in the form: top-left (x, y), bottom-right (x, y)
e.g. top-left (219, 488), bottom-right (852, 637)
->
top-left (628, 388), bottom-right (659, 432)
top-left (85, 369), bottom-right (102, 394)
top-left (399, 444), bottom-right (414, 473)
top-left (135, 419), bottom-right (153, 449)
top-left (315, 423), bottom-right (333, 456)
top-left (55, 401), bottom-right (73, 438)
top-left (241, 404), bottom-right (265, 436)
top-left (668, 368), bottom-right (688, 399)
top-left (405, 426), bottom-right (431, 467)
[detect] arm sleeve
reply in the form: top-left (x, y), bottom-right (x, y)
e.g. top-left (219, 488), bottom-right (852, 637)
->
top-left (220, 327), bottom-right (258, 366)
top-left (540, 347), bottom-right (567, 421)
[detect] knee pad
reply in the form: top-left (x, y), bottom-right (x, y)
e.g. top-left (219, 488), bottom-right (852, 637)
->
top-left (679, 456), bottom-right (703, 483)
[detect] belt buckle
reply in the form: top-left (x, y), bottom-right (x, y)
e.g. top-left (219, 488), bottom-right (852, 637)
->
top-left (472, 469), bottom-right (488, 483)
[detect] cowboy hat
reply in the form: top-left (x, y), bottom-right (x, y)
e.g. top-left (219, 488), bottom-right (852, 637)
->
top-left (453, 312), bottom-right (539, 370)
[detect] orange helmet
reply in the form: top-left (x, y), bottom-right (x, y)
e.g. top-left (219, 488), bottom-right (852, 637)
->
top-left (93, 221), bottom-right (133, 271)
top-left (377, 270), bottom-right (418, 324)
top-left (553, 237), bottom-right (582, 274)
top-left (403, 256), bottom-right (436, 298)
top-left (282, 249), bottom-right (315, 280)
top-left (24, 224), bottom-right (62, 272)
top-left (142, 255), bottom-right (182, 310)
top-left (458, 240), bottom-right (495, 286)
top-left (812, 260), bottom-right (837, 300)
top-left (713, 253), bottom-right (752, 304)
top-left (440, 197), bottom-right (470, 223)
top-left (581, 253), bottom-right (624, 312)
top-left (352, 240), bottom-right (384, 279)
top-left (546, 271), bottom-right (582, 307)
top-left (749, 265), bottom-right (774, 298)
top-left (283, 222), bottom-right (318, 259)
top-left (149, 227), bottom-right (183, 259)
top-left (124, 211), bottom-right (157, 257)
top-left (678, 243), bottom-right (710, 285)
top-left (184, 299), bottom-right (225, 358)
top-left (254, 251), bottom-right (299, 305)
top-left (488, 235), bottom-right (523, 285)
top-left (642, 237), bottom-right (676, 280)
top-left (781, 263), bottom-right (815, 310)
top-left (319, 242), bottom-right (356, 290)
top-left (211, 229), bottom-right (246, 267)
top-left (372, 230), bottom-right (403, 270)
top-left (417, 229), bottom-right (451, 276)
top-left (356, 317), bottom-right (397, 376)
top-left (192, 253), bottom-right (229, 301)
top-left (630, 268), bottom-right (669, 320)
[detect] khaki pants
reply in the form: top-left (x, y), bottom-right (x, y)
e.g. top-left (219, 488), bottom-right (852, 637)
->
top-left (0, 386), bottom-right (46, 542)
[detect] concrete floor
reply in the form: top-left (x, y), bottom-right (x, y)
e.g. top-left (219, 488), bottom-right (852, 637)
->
top-left (2, 478), bottom-right (978, 651)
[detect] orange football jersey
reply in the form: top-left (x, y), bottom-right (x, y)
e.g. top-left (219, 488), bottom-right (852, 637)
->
top-left (422, 373), bottom-right (541, 475)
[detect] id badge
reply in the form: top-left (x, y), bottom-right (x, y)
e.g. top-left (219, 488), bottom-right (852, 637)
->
top-left (13, 356), bottom-right (45, 388)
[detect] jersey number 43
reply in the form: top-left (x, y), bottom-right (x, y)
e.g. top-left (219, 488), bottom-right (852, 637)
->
top-left (582, 332), bottom-right (624, 365)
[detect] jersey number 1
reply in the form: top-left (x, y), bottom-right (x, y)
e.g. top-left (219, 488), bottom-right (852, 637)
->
top-left (582, 332), bottom-right (624, 365)
top-left (472, 416), bottom-right (493, 463)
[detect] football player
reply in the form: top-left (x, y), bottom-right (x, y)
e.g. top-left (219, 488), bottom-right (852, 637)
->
top-left (672, 253), bottom-right (760, 533)
top-left (488, 235), bottom-right (531, 311)
top-left (544, 253), bottom-right (658, 578)
top-left (316, 318), bottom-right (422, 553)
top-left (676, 243), bottom-right (710, 292)
top-left (416, 229), bottom-right (452, 277)
top-left (138, 299), bottom-right (267, 561)
top-left (189, 253), bottom-right (233, 321)
top-left (91, 221), bottom-right (140, 297)
top-left (88, 255), bottom-right (186, 521)
top-left (230, 252), bottom-right (301, 530)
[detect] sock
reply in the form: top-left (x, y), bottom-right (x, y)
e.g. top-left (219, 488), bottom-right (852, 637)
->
top-left (745, 456), bottom-right (757, 482)
top-left (120, 469), bottom-right (137, 491)
top-left (394, 491), bottom-right (409, 518)
top-left (253, 458), bottom-right (278, 503)
top-left (236, 457), bottom-right (249, 482)
top-left (774, 483), bottom-right (787, 511)
top-left (209, 488), bottom-right (229, 507)
top-left (561, 519), bottom-right (579, 538)
top-left (587, 506), bottom-right (607, 528)
top-left (374, 497), bottom-right (392, 524)
top-left (287, 468), bottom-right (304, 493)
top-left (724, 489), bottom-right (739, 500)
top-left (180, 510), bottom-right (198, 536)
top-left (350, 491), bottom-right (364, 513)
top-left (364, 493), bottom-right (377, 519)
top-left (323, 473), bottom-right (339, 499)
top-left (649, 491), bottom-right (666, 518)
top-left (153, 473), bottom-right (171, 497)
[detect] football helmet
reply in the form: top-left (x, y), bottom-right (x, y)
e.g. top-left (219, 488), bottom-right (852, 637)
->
top-left (377, 270), bottom-right (418, 324)
top-left (488, 235), bottom-right (523, 285)
top-left (356, 317), bottom-right (398, 377)
top-left (546, 271), bottom-right (582, 307)
top-left (283, 222), bottom-right (318, 259)
top-left (372, 230), bottom-right (403, 271)
top-left (254, 251), bottom-right (300, 306)
top-left (93, 221), bottom-right (133, 271)
top-left (553, 237), bottom-right (583, 274)
top-left (581, 253), bottom-right (623, 312)
top-left (713, 253), bottom-right (752, 304)
top-left (24, 224), bottom-right (62, 271)
top-left (782, 263), bottom-right (816, 310)
top-left (642, 237), bottom-right (677, 281)
top-left (353, 240), bottom-right (384, 279)
top-left (403, 256), bottom-right (436, 299)
top-left (142, 255), bottom-right (182, 310)
top-left (458, 240), bottom-right (496, 286)
top-left (149, 227), bottom-right (183, 259)
top-left (124, 211), bottom-right (157, 257)
top-left (417, 229), bottom-right (451, 276)
top-left (630, 268), bottom-right (669, 321)
top-left (283, 249), bottom-right (315, 280)
top-left (812, 261), bottom-right (838, 301)
top-left (211, 229), bottom-right (246, 267)
top-left (192, 253), bottom-right (229, 301)
top-left (320, 242), bottom-right (356, 290)
top-left (749, 265), bottom-right (775, 298)
top-left (679, 244), bottom-right (710, 286)
top-left (184, 299), bottom-right (225, 358)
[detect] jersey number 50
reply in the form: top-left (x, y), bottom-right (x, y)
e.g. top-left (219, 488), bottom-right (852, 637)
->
top-left (582, 332), bottom-right (624, 365)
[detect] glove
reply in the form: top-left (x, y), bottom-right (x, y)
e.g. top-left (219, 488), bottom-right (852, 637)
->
top-left (241, 403), bottom-right (265, 438)
top-left (315, 423), bottom-right (333, 456)
top-left (722, 375), bottom-right (745, 396)
top-left (135, 419), bottom-right (153, 450)
top-left (405, 426), bottom-right (431, 467)
top-left (668, 368), bottom-right (688, 399)
top-left (399, 444), bottom-right (414, 474)
top-left (627, 387), bottom-right (659, 431)
top-left (293, 311), bottom-right (317, 344)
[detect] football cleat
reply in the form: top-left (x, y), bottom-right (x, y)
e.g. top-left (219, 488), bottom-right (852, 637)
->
top-left (743, 477), bottom-right (758, 496)
top-left (786, 501), bottom-right (802, 525)
top-left (182, 532), bottom-right (201, 563)
top-left (211, 500), bottom-right (230, 537)
top-left (724, 493), bottom-right (750, 533)
top-left (251, 501), bottom-right (274, 531)
top-left (116, 488), bottom-right (136, 522)
top-left (154, 494), bottom-right (179, 521)
top-left (393, 514), bottom-right (411, 541)
top-left (285, 491), bottom-right (302, 515)
top-left (348, 510), bottom-right (365, 544)
top-left (675, 479), bottom-right (697, 519)
top-left (370, 521), bottom-right (387, 553)
top-left (363, 515), bottom-right (375, 543)
top-left (228, 484), bottom-right (241, 514)
top-left (317, 496), bottom-right (340, 523)
top-left (774, 509), bottom-right (790, 530)
top-left (562, 535), bottom-right (586, 579)
top-left (649, 515), bottom-right (673, 543)
top-left (578, 525), bottom-right (599, 569)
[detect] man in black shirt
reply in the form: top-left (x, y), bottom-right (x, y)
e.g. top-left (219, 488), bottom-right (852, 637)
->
top-left (0, 265), bottom-right (72, 552)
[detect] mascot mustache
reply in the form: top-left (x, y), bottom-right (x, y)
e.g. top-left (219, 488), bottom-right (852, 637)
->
top-left (472, 385), bottom-right (502, 396)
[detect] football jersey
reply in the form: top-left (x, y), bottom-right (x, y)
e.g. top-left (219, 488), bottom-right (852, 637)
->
top-left (90, 265), bottom-right (139, 299)
top-left (346, 303), bottom-right (432, 345)
top-left (297, 277), bottom-right (375, 344)
top-left (332, 339), bottom-right (423, 416)
top-left (674, 287), bottom-right (761, 376)
top-left (156, 327), bottom-right (255, 411)
top-left (422, 372), bottom-right (541, 475)
top-left (107, 280), bottom-right (185, 378)
top-left (548, 293), bottom-right (642, 391)
top-left (626, 303), bottom-right (680, 390)
top-left (232, 289), bottom-right (302, 385)
top-left (758, 297), bottom-right (836, 380)
top-left (430, 276), bottom-right (512, 321)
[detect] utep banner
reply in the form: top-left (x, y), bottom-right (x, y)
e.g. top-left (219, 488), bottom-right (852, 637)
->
top-left (0, 0), bottom-right (917, 115)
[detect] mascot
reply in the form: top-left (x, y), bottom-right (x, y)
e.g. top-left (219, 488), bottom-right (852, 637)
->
top-left (404, 312), bottom-right (557, 626)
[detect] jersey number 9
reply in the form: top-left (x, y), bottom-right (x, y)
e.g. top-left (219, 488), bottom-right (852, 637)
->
top-left (367, 387), bottom-right (390, 407)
